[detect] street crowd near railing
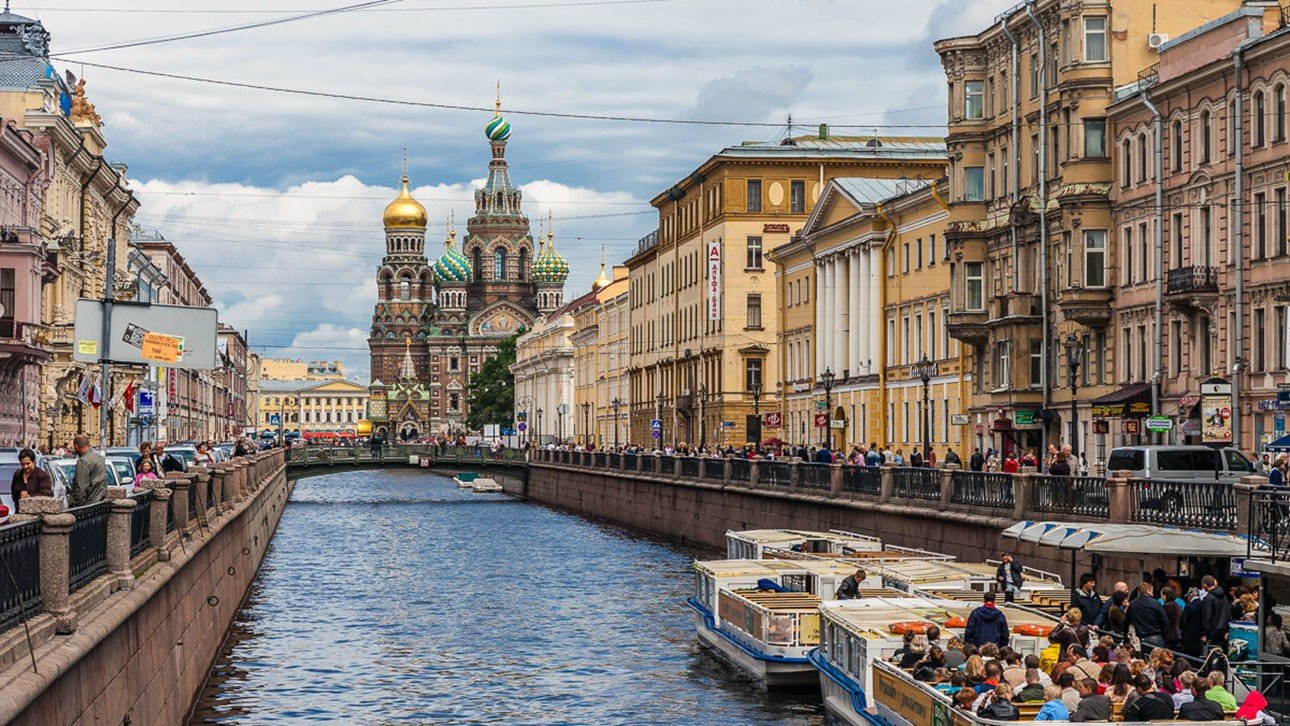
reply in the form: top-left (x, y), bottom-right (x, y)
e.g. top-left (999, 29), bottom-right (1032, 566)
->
top-left (525, 448), bottom-right (1265, 535)
top-left (0, 449), bottom-right (283, 653)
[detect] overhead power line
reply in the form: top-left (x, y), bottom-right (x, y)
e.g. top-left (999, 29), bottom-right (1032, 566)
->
top-left (56, 0), bottom-right (408, 55)
top-left (21, 0), bottom-right (672, 13)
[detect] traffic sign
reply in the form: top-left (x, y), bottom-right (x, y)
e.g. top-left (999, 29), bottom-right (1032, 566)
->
top-left (517, 422), bottom-right (527, 432)
top-left (137, 390), bottom-right (154, 415)
top-left (1145, 416), bottom-right (1173, 433)
top-left (650, 418), bottom-right (662, 431)
top-left (269, 413), bottom-right (281, 426)
top-left (651, 429), bottom-right (661, 439)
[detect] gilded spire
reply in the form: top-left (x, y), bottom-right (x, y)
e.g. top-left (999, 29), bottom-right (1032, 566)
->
top-left (495, 79), bottom-right (502, 115)
top-left (383, 149), bottom-right (427, 229)
top-left (399, 336), bottom-right (416, 380)
top-left (592, 243), bottom-right (612, 291)
top-left (401, 146), bottom-right (408, 183)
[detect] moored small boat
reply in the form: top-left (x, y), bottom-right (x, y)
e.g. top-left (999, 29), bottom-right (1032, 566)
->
top-left (470, 477), bottom-right (503, 492)
top-left (453, 472), bottom-right (478, 488)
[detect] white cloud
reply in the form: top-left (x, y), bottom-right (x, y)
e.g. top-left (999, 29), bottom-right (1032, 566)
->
top-left (133, 172), bottom-right (644, 382)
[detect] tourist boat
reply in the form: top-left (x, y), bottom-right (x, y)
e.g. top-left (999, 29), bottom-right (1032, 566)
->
top-left (688, 558), bottom-right (910, 689)
top-left (852, 557), bottom-right (1065, 598)
top-left (470, 478), bottom-right (503, 493)
top-left (811, 596), bottom-right (1062, 726)
top-left (724, 529), bottom-right (886, 559)
top-left (453, 473), bottom-right (478, 488)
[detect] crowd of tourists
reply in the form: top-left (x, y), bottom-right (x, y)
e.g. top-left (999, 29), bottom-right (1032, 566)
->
top-left (885, 571), bottom-right (1274, 722)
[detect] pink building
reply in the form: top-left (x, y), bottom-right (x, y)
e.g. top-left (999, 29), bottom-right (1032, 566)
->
top-left (0, 118), bottom-right (50, 446)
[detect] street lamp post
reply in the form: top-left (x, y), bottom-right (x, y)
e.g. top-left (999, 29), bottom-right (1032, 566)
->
top-left (581, 401), bottom-right (591, 447)
top-left (818, 368), bottom-right (835, 449)
top-left (518, 394), bottom-right (533, 448)
top-left (557, 403), bottom-right (566, 444)
top-left (698, 383), bottom-right (708, 451)
top-left (913, 356), bottom-right (936, 464)
top-left (536, 408), bottom-right (544, 445)
top-left (1065, 333), bottom-right (1085, 460)
top-left (611, 397), bottom-right (622, 450)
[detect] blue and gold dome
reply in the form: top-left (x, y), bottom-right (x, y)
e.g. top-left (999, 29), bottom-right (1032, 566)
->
top-left (531, 229), bottom-right (569, 285)
top-left (433, 229), bottom-right (471, 284)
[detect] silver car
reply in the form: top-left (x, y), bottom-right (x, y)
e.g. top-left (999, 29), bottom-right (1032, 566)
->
top-left (0, 451), bottom-right (70, 513)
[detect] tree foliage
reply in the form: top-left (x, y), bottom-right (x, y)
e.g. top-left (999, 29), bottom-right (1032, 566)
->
top-left (466, 332), bottom-right (518, 431)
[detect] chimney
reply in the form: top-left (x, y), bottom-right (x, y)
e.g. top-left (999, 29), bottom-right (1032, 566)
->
top-left (818, 123), bottom-right (829, 140)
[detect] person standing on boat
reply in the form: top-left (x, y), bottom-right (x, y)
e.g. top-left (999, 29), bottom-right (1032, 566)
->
top-left (996, 553), bottom-right (1024, 603)
top-left (834, 569), bottom-right (868, 600)
top-left (965, 592), bottom-right (1010, 648)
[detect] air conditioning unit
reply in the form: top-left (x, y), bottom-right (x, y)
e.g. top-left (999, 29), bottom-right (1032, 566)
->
top-left (1148, 33), bottom-right (1170, 50)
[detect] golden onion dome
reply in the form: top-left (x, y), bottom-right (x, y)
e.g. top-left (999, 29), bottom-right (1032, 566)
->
top-left (592, 261), bottom-right (612, 291)
top-left (383, 176), bottom-right (427, 230)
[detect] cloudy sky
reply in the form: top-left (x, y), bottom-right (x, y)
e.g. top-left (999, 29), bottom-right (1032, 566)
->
top-left (21, 0), bottom-right (1010, 381)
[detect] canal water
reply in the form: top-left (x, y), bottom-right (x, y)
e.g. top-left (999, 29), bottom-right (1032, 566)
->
top-left (188, 469), bottom-right (825, 724)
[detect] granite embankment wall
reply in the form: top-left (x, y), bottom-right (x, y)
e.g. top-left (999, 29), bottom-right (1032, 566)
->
top-left (521, 462), bottom-right (1159, 586)
top-left (0, 449), bottom-right (290, 726)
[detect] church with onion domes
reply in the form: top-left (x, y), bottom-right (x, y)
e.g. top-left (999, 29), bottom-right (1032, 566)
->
top-left (367, 96), bottom-right (567, 441)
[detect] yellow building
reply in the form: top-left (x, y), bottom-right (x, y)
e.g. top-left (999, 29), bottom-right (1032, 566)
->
top-left (571, 263), bottom-right (630, 448)
top-left (257, 378), bottom-right (369, 436)
top-left (934, 0), bottom-right (1247, 459)
top-left (258, 358), bottom-right (346, 381)
top-left (627, 130), bottom-right (946, 447)
top-left (775, 177), bottom-right (970, 456)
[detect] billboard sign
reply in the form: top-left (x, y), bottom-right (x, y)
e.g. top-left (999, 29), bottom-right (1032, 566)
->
top-left (761, 412), bottom-right (782, 429)
top-left (73, 299), bottom-right (218, 371)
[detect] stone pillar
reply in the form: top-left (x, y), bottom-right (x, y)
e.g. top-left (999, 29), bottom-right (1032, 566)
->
top-left (789, 460), bottom-right (800, 489)
top-left (106, 497), bottom-right (137, 590)
top-left (879, 465), bottom-right (895, 503)
top-left (829, 462), bottom-right (843, 496)
top-left (723, 458), bottom-right (733, 484)
top-left (749, 460), bottom-right (761, 487)
top-left (210, 466), bottom-right (227, 514)
top-left (653, 454), bottom-right (663, 476)
top-left (940, 465), bottom-right (956, 506)
top-left (169, 473), bottom-right (192, 537)
top-left (1105, 475), bottom-right (1134, 524)
top-left (36, 502), bottom-right (76, 633)
top-left (147, 485), bottom-right (173, 561)
top-left (1013, 471), bottom-right (1035, 520)
top-left (1235, 476), bottom-right (1265, 538)
top-left (192, 467), bottom-right (211, 520)
top-left (235, 460), bottom-right (249, 500)
top-left (673, 456), bottom-right (683, 479)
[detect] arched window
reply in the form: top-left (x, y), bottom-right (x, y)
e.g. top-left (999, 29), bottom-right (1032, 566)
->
top-left (1121, 138), bottom-right (1132, 185)
top-left (1200, 110), bottom-right (1212, 164)
top-left (518, 247), bottom-right (528, 280)
top-left (1254, 90), bottom-right (1267, 147)
top-left (494, 248), bottom-right (507, 280)
top-left (1277, 83), bottom-right (1287, 142)
top-left (1137, 133), bottom-right (1147, 181)
top-left (1172, 119), bottom-right (1183, 172)
top-left (399, 276), bottom-right (411, 301)
top-left (471, 247), bottom-right (483, 281)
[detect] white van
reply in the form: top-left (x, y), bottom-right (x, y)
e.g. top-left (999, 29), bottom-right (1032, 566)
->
top-left (1105, 445), bottom-right (1263, 485)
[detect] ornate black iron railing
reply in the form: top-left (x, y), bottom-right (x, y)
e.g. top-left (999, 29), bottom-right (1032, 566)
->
top-left (68, 501), bottom-right (111, 593)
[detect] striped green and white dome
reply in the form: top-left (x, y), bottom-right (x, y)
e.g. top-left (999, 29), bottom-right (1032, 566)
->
top-left (531, 234), bottom-right (569, 284)
top-left (433, 233), bottom-right (472, 283)
top-left (485, 114), bottom-right (511, 142)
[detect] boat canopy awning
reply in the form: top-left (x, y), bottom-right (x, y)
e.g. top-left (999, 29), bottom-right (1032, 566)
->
top-left (1089, 384), bottom-right (1153, 418)
top-left (1002, 520), bottom-right (1252, 557)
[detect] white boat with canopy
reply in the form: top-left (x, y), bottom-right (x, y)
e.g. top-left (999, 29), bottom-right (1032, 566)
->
top-left (725, 529), bottom-right (885, 559)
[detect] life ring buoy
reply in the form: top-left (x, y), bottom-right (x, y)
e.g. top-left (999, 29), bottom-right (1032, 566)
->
top-left (1013, 624), bottom-right (1053, 637)
top-left (889, 621), bottom-right (936, 635)
top-left (943, 616), bottom-right (967, 628)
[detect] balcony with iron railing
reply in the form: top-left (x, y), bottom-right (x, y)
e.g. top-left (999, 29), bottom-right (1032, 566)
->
top-left (0, 319), bottom-right (52, 363)
top-left (1165, 265), bottom-right (1218, 305)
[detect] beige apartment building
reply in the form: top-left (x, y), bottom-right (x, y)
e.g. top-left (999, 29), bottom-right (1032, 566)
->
top-left (774, 177), bottom-right (972, 455)
top-left (935, 0), bottom-right (1249, 462)
top-left (627, 130), bottom-right (945, 447)
top-left (1108, 4), bottom-right (1289, 453)
top-left (571, 264), bottom-right (629, 448)
top-left (512, 304), bottom-right (575, 444)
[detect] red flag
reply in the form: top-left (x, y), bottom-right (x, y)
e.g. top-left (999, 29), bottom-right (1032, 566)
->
top-left (123, 381), bottom-right (136, 414)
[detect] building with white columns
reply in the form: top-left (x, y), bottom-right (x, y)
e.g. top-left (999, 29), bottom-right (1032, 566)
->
top-left (512, 306), bottom-right (576, 444)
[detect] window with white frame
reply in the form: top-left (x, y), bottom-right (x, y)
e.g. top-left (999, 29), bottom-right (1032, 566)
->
top-left (994, 340), bottom-right (1011, 389)
top-left (965, 80), bottom-right (984, 120)
top-left (965, 262), bottom-right (985, 310)
top-left (1084, 118), bottom-right (1106, 157)
top-left (1085, 229), bottom-right (1107, 288)
top-left (964, 166), bottom-right (985, 201)
top-left (1083, 16), bottom-right (1107, 62)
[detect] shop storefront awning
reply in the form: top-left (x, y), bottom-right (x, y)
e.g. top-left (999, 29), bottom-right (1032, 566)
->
top-left (1266, 434), bottom-right (1290, 452)
top-left (1090, 383), bottom-right (1153, 418)
top-left (1002, 520), bottom-right (1252, 557)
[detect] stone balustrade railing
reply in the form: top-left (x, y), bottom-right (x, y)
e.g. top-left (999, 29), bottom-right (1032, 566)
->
top-left (527, 450), bottom-right (1261, 536)
top-left (0, 448), bottom-right (285, 652)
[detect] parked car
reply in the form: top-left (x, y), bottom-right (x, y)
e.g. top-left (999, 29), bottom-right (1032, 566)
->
top-left (107, 455), bottom-right (137, 486)
top-left (0, 451), bottom-right (69, 515)
top-left (1105, 445), bottom-right (1262, 484)
top-left (105, 446), bottom-right (143, 466)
